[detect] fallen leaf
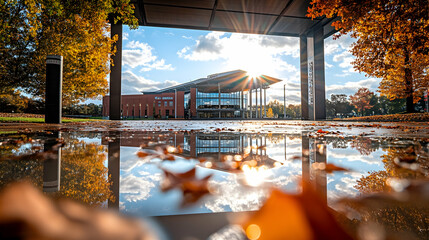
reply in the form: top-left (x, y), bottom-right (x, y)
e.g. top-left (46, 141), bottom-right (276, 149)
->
top-left (240, 182), bottom-right (353, 240)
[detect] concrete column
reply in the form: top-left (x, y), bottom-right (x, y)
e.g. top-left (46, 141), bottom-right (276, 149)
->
top-left (259, 86), bottom-right (262, 118)
top-left (218, 83), bottom-right (221, 118)
top-left (45, 55), bottom-right (63, 123)
top-left (255, 88), bottom-right (258, 118)
top-left (249, 89), bottom-right (253, 119)
top-left (314, 28), bottom-right (326, 120)
top-left (241, 90), bottom-right (244, 118)
top-left (109, 20), bottom-right (123, 120)
top-left (108, 133), bottom-right (120, 209)
top-left (284, 84), bottom-right (286, 119)
top-left (300, 35), bottom-right (309, 120)
top-left (264, 88), bottom-right (267, 118)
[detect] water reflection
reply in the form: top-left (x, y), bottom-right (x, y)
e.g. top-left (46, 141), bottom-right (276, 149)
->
top-left (43, 131), bottom-right (61, 192)
top-left (0, 132), bottom-right (113, 207)
top-left (0, 130), bottom-right (427, 238)
top-left (107, 132), bottom-right (120, 209)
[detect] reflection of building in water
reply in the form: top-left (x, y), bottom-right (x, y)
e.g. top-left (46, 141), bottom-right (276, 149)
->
top-left (183, 133), bottom-right (278, 167)
top-left (108, 132), bottom-right (120, 209)
top-left (302, 133), bottom-right (327, 202)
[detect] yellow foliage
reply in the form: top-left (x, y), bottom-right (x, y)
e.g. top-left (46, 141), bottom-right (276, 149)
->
top-left (1, 0), bottom-right (138, 104)
top-left (267, 108), bottom-right (274, 118)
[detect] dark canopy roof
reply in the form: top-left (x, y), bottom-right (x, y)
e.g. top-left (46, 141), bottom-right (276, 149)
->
top-left (143, 70), bottom-right (282, 94)
top-left (131, 0), bottom-right (337, 38)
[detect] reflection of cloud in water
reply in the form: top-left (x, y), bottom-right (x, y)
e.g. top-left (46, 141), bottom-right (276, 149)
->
top-left (328, 148), bottom-right (383, 166)
top-left (120, 172), bottom-right (161, 202)
top-left (327, 172), bottom-right (362, 202)
top-left (265, 138), bottom-right (302, 162)
top-left (205, 175), bottom-right (268, 212)
top-left (205, 167), bottom-right (299, 213)
top-left (120, 147), bottom-right (149, 172)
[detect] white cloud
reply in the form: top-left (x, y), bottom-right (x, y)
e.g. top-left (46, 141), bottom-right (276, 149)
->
top-left (121, 71), bottom-right (179, 94)
top-left (123, 32), bottom-right (129, 40)
top-left (325, 35), bottom-right (355, 56)
top-left (177, 32), bottom-right (298, 77)
top-left (122, 40), bottom-right (174, 71)
top-left (182, 35), bottom-right (193, 40)
top-left (205, 175), bottom-right (268, 212)
top-left (325, 62), bottom-right (334, 68)
top-left (324, 35), bottom-right (358, 77)
top-left (120, 173), bottom-right (161, 202)
top-left (332, 51), bottom-right (355, 76)
top-left (326, 78), bottom-right (380, 96)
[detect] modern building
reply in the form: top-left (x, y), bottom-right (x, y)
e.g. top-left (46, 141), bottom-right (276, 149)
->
top-left (102, 70), bottom-right (282, 119)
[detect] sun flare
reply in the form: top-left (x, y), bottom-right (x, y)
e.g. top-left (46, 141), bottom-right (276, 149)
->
top-left (246, 69), bottom-right (262, 79)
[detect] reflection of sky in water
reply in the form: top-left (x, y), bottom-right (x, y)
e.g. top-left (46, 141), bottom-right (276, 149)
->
top-left (326, 143), bottom-right (385, 203)
top-left (117, 135), bottom-right (387, 217)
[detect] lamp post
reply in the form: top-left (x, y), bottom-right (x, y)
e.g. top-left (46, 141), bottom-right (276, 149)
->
top-left (283, 84), bottom-right (286, 119)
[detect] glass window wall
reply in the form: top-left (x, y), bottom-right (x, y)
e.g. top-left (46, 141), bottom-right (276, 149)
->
top-left (196, 91), bottom-right (246, 110)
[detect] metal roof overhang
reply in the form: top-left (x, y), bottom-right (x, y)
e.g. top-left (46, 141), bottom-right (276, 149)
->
top-left (130, 0), bottom-right (338, 38)
top-left (144, 70), bottom-right (282, 94)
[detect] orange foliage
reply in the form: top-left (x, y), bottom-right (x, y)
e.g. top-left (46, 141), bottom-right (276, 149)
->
top-left (241, 183), bottom-right (353, 240)
top-left (349, 88), bottom-right (374, 115)
top-left (307, 0), bottom-right (429, 112)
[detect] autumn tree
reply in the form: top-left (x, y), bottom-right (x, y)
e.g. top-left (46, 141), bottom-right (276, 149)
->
top-left (352, 145), bottom-right (429, 239)
top-left (0, 135), bottom-right (113, 207)
top-left (0, 0), bottom-right (138, 105)
top-left (349, 88), bottom-right (374, 116)
top-left (326, 94), bottom-right (354, 118)
top-left (267, 100), bottom-right (283, 117)
top-left (266, 108), bottom-right (274, 118)
top-left (308, 0), bottom-right (429, 113)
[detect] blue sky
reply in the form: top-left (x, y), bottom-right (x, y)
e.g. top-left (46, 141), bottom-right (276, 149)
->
top-left (112, 26), bottom-right (381, 105)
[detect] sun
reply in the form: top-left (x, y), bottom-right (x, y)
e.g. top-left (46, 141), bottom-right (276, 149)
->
top-left (246, 69), bottom-right (262, 79)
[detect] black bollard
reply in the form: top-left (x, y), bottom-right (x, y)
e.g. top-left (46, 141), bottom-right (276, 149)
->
top-left (45, 55), bottom-right (63, 123)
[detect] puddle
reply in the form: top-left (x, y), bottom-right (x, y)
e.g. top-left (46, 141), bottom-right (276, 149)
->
top-left (0, 121), bottom-right (428, 239)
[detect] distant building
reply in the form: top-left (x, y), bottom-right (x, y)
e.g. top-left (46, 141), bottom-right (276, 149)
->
top-left (102, 70), bottom-right (282, 119)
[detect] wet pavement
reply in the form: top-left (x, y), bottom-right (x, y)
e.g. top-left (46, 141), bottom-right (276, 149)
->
top-left (0, 120), bottom-right (428, 239)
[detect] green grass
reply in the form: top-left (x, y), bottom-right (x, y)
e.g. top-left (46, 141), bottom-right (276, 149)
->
top-left (0, 117), bottom-right (102, 123)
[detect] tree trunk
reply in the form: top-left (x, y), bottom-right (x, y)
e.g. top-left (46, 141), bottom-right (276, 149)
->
top-left (404, 49), bottom-right (414, 113)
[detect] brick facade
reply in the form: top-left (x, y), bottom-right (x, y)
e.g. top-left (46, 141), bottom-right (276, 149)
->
top-left (103, 92), bottom-right (185, 119)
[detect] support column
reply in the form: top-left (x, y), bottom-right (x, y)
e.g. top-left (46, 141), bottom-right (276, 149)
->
top-left (300, 35), bottom-right (309, 120)
top-left (284, 84), bottom-right (286, 119)
top-left (314, 28), bottom-right (326, 120)
top-left (250, 89), bottom-right (253, 118)
top-left (218, 83), bottom-right (221, 118)
top-left (109, 20), bottom-right (123, 120)
top-left (259, 86), bottom-right (262, 118)
top-left (255, 88), bottom-right (258, 118)
top-left (264, 88), bottom-right (267, 118)
top-left (241, 91), bottom-right (244, 118)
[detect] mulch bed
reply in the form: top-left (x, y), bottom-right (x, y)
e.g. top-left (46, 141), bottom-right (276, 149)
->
top-left (334, 113), bottom-right (429, 122)
top-left (0, 113), bottom-right (73, 119)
